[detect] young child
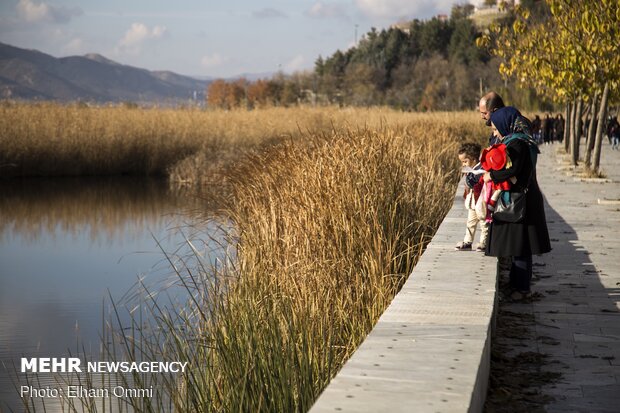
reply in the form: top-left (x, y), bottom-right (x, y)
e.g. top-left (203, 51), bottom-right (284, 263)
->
top-left (456, 142), bottom-right (489, 252)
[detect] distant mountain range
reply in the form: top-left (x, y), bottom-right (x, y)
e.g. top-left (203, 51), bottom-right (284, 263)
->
top-left (0, 42), bottom-right (212, 104)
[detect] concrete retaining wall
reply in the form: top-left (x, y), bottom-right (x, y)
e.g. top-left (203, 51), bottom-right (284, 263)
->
top-left (310, 184), bottom-right (497, 412)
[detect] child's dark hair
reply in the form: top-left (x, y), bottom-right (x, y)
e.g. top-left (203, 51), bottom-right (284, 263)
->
top-left (458, 142), bottom-right (482, 160)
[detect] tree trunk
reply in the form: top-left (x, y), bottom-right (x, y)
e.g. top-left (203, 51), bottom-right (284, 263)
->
top-left (582, 101), bottom-right (592, 123)
top-left (584, 89), bottom-right (599, 168)
top-left (572, 97), bottom-right (583, 165)
top-left (563, 101), bottom-right (571, 152)
top-left (565, 100), bottom-right (574, 154)
top-left (592, 82), bottom-right (610, 174)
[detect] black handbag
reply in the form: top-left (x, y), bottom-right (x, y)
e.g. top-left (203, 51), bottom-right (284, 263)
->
top-left (493, 189), bottom-right (527, 223)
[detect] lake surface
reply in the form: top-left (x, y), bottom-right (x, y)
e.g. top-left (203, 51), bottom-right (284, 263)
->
top-left (0, 177), bottom-right (223, 411)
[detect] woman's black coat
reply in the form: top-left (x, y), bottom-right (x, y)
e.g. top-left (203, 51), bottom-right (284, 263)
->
top-left (486, 138), bottom-right (552, 257)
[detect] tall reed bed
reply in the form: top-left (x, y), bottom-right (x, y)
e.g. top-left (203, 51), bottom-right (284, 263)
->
top-left (207, 126), bottom-right (460, 411)
top-left (75, 119), bottom-right (479, 413)
top-left (5, 104), bottom-right (487, 411)
top-left (0, 102), bottom-right (485, 181)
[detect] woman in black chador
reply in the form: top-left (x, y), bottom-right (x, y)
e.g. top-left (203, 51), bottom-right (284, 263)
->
top-left (483, 106), bottom-right (552, 300)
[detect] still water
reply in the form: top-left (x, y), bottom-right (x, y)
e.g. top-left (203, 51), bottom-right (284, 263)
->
top-left (0, 177), bottom-right (222, 410)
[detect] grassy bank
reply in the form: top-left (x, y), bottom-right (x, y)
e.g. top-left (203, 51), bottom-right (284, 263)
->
top-left (78, 115), bottom-right (486, 412)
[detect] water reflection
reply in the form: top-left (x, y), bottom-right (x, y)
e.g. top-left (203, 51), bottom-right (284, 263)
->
top-left (0, 177), bottom-right (216, 411)
top-left (0, 177), bottom-right (194, 243)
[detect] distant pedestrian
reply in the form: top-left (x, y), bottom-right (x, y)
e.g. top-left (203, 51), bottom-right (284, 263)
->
top-left (552, 114), bottom-right (564, 143)
top-left (542, 113), bottom-right (553, 144)
top-left (606, 116), bottom-right (615, 144)
top-left (608, 116), bottom-right (620, 150)
top-left (531, 115), bottom-right (542, 144)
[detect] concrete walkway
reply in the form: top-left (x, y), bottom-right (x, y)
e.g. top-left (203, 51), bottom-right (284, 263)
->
top-left (488, 140), bottom-right (620, 412)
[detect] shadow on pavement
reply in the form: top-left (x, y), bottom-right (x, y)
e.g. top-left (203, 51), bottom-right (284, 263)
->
top-left (484, 195), bottom-right (620, 413)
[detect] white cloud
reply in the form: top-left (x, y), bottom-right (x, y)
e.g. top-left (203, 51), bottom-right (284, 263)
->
top-left (354, 0), bottom-right (455, 20)
top-left (16, 0), bottom-right (48, 22)
top-left (117, 23), bottom-right (168, 54)
top-left (16, 0), bottom-right (82, 24)
top-left (284, 55), bottom-right (306, 72)
top-left (63, 38), bottom-right (84, 54)
top-left (305, 2), bottom-right (349, 19)
top-left (200, 53), bottom-right (227, 69)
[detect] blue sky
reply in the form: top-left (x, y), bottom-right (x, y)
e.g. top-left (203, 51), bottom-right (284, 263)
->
top-left (0, 0), bottom-right (483, 78)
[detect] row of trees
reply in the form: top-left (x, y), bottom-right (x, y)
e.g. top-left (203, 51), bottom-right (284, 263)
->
top-left (206, 4), bottom-right (549, 111)
top-left (480, 0), bottom-right (619, 173)
top-left (313, 4), bottom-right (492, 110)
top-left (206, 75), bottom-right (311, 109)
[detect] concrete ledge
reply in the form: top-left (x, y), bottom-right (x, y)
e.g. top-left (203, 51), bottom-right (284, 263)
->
top-left (310, 185), bottom-right (497, 413)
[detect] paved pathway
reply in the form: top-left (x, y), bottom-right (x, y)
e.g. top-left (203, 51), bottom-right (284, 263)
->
top-left (488, 140), bottom-right (620, 413)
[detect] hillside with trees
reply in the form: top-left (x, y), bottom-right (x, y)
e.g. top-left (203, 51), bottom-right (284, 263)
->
top-left (207, 2), bottom-right (549, 111)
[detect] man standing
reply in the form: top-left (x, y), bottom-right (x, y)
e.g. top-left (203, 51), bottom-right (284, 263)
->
top-left (478, 91), bottom-right (511, 278)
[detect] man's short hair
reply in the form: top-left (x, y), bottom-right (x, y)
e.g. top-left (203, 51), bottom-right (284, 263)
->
top-left (486, 93), bottom-right (505, 112)
top-left (481, 92), bottom-right (505, 126)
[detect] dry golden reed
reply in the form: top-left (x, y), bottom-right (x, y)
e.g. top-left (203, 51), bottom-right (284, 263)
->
top-left (6, 102), bottom-right (488, 412)
top-left (203, 125), bottom-right (462, 411)
top-left (0, 101), bottom-right (486, 180)
top-left (103, 116), bottom-right (487, 412)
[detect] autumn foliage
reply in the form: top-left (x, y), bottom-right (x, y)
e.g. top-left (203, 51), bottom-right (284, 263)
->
top-left (207, 78), bottom-right (248, 109)
top-left (208, 76), bottom-right (303, 109)
top-left (479, 0), bottom-right (619, 172)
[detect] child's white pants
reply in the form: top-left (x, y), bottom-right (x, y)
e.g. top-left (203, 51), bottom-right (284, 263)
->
top-left (464, 208), bottom-right (489, 246)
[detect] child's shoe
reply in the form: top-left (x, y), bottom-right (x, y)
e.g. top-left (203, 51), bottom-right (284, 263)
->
top-left (475, 244), bottom-right (486, 252)
top-left (454, 241), bottom-right (472, 251)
